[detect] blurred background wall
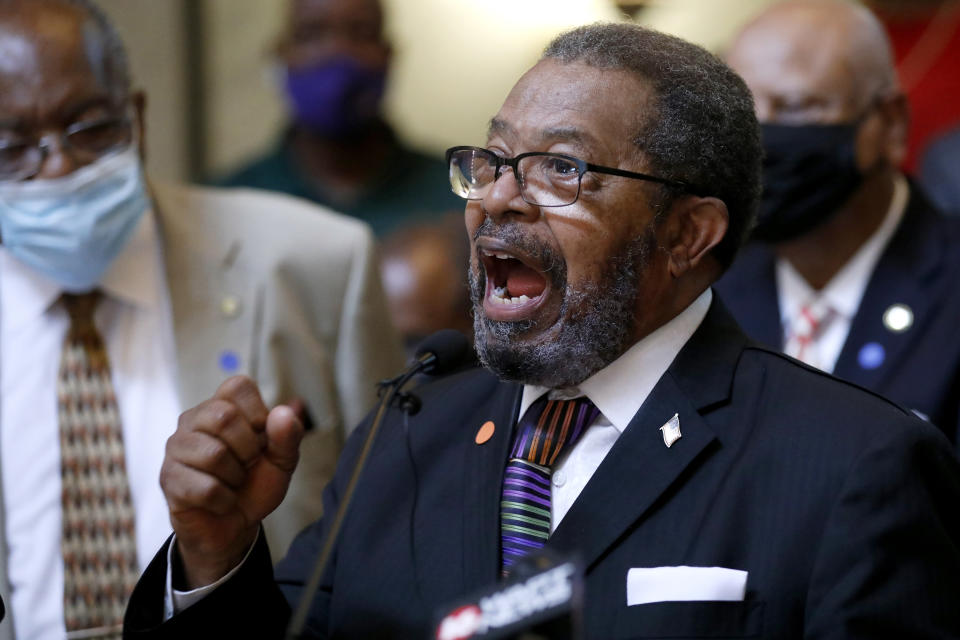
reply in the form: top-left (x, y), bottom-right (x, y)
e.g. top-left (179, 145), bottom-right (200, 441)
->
top-left (97, 0), bottom-right (623, 183)
top-left (96, 0), bottom-right (190, 182)
top-left (96, 0), bottom-right (960, 183)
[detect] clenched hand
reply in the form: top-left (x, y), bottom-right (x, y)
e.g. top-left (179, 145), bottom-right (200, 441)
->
top-left (160, 376), bottom-right (304, 588)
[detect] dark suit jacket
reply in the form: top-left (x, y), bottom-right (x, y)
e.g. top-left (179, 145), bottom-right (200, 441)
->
top-left (920, 126), bottom-right (960, 216)
top-left (715, 187), bottom-right (960, 443)
top-left (124, 302), bottom-right (960, 639)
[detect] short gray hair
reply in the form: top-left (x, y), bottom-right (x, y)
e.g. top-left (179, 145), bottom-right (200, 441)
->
top-left (544, 23), bottom-right (761, 270)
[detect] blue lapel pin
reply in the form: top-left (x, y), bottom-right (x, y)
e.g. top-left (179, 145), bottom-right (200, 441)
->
top-left (219, 349), bottom-right (241, 373)
top-left (857, 342), bottom-right (885, 370)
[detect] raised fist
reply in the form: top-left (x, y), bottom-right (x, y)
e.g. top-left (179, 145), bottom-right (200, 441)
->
top-left (160, 376), bottom-right (304, 588)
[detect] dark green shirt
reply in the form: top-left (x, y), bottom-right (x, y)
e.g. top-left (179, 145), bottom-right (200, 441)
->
top-left (216, 131), bottom-right (463, 237)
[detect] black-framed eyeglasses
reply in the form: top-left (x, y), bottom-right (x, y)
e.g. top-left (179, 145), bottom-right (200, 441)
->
top-left (445, 145), bottom-right (695, 207)
top-left (0, 114), bottom-right (134, 182)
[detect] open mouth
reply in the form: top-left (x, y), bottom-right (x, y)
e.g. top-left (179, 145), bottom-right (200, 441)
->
top-left (478, 242), bottom-right (550, 319)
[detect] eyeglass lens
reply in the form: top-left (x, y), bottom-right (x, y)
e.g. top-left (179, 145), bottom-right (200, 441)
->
top-left (0, 117), bottom-right (132, 181)
top-left (448, 148), bottom-right (582, 207)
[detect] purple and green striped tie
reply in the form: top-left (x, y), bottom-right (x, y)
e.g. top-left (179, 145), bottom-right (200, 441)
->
top-left (500, 396), bottom-right (600, 573)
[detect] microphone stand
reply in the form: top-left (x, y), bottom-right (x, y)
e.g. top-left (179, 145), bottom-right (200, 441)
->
top-left (284, 355), bottom-right (433, 639)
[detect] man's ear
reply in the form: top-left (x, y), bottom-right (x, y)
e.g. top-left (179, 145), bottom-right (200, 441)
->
top-left (131, 90), bottom-right (147, 161)
top-left (664, 196), bottom-right (728, 278)
top-left (879, 92), bottom-right (909, 167)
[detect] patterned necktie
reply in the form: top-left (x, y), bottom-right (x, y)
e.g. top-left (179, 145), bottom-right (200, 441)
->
top-left (783, 299), bottom-right (836, 369)
top-left (58, 292), bottom-right (139, 638)
top-left (500, 396), bottom-right (600, 573)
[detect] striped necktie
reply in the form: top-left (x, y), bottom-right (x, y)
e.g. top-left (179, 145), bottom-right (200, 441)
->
top-left (500, 396), bottom-right (600, 573)
top-left (58, 292), bottom-right (139, 639)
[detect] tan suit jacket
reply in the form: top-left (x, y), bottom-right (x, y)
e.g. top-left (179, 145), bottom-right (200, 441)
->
top-left (0, 182), bottom-right (404, 638)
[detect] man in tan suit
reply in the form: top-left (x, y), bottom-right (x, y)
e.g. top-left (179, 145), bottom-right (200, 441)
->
top-left (0, 0), bottom-right (403, 638)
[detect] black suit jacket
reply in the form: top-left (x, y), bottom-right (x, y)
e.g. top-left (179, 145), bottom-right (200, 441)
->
top-left (124, 302), bottom-right (960, 639)
top-left (715, 186), bottom-right (960, 443)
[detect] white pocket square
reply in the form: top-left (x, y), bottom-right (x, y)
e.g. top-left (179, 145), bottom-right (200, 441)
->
top-left (626, 566), bottom-right (748, 606)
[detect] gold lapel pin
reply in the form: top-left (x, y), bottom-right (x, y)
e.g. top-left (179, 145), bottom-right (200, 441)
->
top-left (220, 294), bottom-right (241, 318)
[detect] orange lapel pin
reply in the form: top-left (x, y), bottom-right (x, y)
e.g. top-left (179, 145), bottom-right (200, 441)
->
top-left (475, 421), bottom-right (495, 444)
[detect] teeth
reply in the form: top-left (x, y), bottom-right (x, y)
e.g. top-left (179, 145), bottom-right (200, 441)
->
top-left (490, 288), bottom-right (532, 305)
top-left (480, 249), bottom-right (515, 260)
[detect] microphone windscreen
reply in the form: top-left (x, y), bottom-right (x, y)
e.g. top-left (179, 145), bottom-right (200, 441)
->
top-left (415, 329), bottom-right (472, 375)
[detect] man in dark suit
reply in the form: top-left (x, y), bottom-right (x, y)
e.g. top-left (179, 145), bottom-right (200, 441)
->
top-left (920, 125), bottom-right (960, 216)
top-left (715, 0), bottom-right (960, 442)
top-left (124, 22), bottom-right (960, 640)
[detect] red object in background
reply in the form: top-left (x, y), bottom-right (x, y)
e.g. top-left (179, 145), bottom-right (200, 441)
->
top-left (875, 3), bottom-right (960, 172)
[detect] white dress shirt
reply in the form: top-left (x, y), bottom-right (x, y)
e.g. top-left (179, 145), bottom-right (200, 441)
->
top-left (164, 288), bottom-right (713, 617)
top-left (775, 174), bottom-right (908, 373)
top-left (0, 211), bottom-right (181, 640)
top-left (518, 288), bottom-right (712, 530)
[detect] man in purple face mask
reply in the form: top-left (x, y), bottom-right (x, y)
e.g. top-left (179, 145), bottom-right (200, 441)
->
top-left (218, 0), bottom-right (462, 237)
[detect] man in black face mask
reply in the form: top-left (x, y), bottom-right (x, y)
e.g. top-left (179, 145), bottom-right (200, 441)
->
top-left (716, 0), bottom-right (960, 444)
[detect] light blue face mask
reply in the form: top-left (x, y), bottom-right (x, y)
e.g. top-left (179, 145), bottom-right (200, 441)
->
top-left (0, 146), bottom-right (149, 292)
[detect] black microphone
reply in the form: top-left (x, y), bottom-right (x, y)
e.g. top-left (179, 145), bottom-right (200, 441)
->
top-left (389, 330), bottom-right (472, 415)
top-left (285, 330), bottom-right (472, 639)
top-left (382, 329), bottom-right (472, 387)
top-left (413, 328), bottom-right (472, 376)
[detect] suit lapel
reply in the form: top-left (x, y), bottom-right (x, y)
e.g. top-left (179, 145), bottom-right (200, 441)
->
top-left (546, 374), bottom-right (718, 570)
top-left (153, 186), bottom-right (260, 409)
top-left (833, 189), bottom-right (946, 390)
top-left (547, 301), bottom-right (745, 572)
top-left (461, 381), bottom-right (523, 590)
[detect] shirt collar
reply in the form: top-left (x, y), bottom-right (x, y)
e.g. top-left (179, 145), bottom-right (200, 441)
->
top-left (518, 288), bottom-right (713, 433)
top-left (777, 173), bottom-right (908, 324)
top-left (0, 246), bottom-right (61, 332)
top-left (0, 209), bottom-right (163, 331)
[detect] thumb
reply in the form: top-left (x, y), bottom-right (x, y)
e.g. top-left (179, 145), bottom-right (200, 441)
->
top-left (264, 405), bottom-right (304, 474)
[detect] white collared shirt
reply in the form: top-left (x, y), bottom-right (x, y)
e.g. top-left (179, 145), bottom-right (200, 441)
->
top-left (519, 288), bottom-right (713, 530)
top-left (0, 211), bottom-right (180, 640)
top-left (775, 174), bottom-right (908, 373)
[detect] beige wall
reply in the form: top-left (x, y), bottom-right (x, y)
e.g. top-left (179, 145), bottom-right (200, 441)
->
top-left (638, 0), bottom-right (781, 54)
top-left (98, 0), bottom-right (189, 181)
top-left (100, 0), bottom-right (623, 181)
top-left (100, 0), bottom-right (796, 183)
top-left (383, 0), bottom-right (623, 156)
top-left (203, 0), bottom-right (287, 178)
top-left (205, 0), bottom-right (623, 175)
